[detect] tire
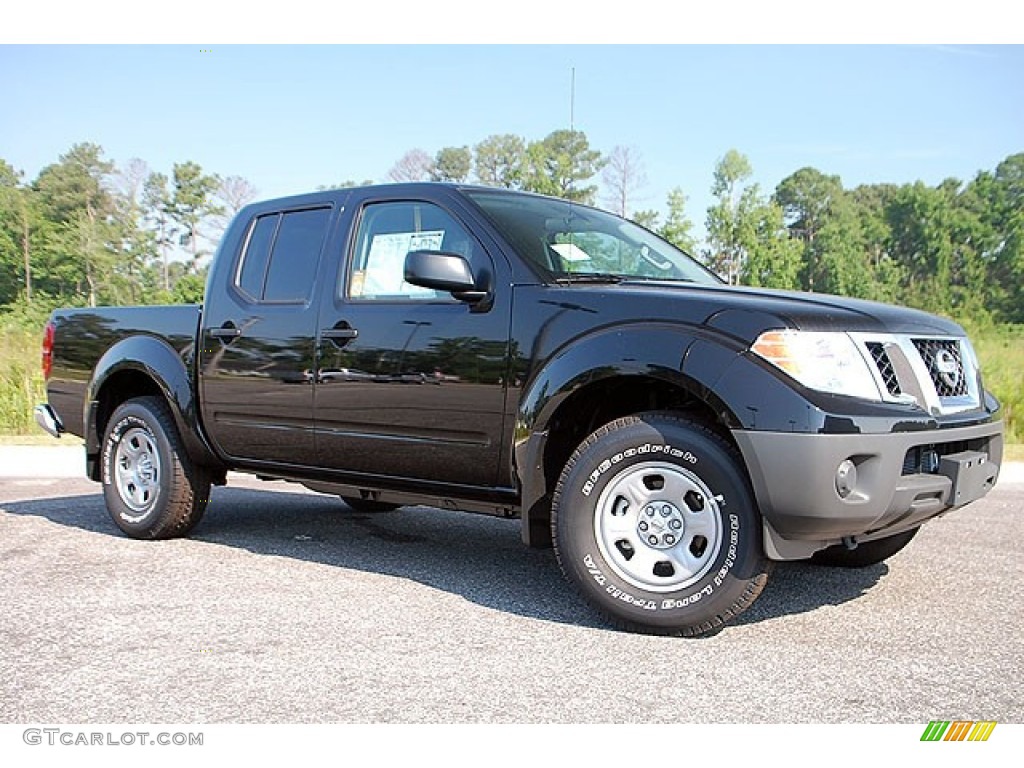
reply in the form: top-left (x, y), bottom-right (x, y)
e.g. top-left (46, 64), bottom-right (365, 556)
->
top-left (340, 496), bottom-right (401, 513)
top-left (552, 413), bottom-right (770, 636)
top-left (810, 527), bottom-right (919, 568)
top-left (101, 396), bottom-right (210, 539)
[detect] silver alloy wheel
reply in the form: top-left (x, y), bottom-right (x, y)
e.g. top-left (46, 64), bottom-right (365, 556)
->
top-left (593, 460), bottom-right (723, 592)
top-left (114, 427), bottom-right (161, 515)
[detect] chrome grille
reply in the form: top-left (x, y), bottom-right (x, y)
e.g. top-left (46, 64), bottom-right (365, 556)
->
top-left (866, 342), bottom-right (901, 396)
top-left (912, 339), bottom-right (968, 397)
top-left (851, 332), bottom-right (980, 416)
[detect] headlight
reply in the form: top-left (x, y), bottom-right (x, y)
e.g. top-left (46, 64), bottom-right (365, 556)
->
top-left (751, 330), bottom-right (882, 400)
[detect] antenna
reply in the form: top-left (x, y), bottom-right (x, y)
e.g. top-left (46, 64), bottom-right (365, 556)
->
top-left (570, 67), bottom-right (575, 135)
top-left (566, 67), bottom-right (577, 254)
top-left (567, 68), bottom-right (577, 203)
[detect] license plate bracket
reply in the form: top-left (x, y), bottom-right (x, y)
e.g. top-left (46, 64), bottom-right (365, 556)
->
top-left (938, 450), bottom-right (998, 507)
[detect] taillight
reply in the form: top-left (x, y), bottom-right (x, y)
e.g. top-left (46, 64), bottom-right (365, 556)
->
top-left (42, 321), bottom-right (54, 380)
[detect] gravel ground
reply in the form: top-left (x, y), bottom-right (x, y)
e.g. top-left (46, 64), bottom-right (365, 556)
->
top-left (0, 449), bottom-right (1021, 724)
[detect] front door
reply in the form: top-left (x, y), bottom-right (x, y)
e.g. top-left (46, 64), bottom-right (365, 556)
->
top-left (314, 197), bottom-right (511, 488)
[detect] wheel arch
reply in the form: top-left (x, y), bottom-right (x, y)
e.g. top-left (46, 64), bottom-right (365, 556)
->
top-left (514, 325), bottom-right (746, 548)
top-left (85, 335), bottom-right (222, 481)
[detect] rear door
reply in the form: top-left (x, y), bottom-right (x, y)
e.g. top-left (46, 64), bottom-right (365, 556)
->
top-left (199, 203), bottom-right (334, 465)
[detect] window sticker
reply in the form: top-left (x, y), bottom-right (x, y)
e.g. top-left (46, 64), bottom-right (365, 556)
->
top-left (551, 242), bottom-right (592, 263)
top-left (361, 230), bottom-right (445, 296)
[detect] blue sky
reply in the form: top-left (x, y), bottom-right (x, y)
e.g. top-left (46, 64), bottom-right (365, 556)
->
top-left (2, 44), bottom-right (1022, 244)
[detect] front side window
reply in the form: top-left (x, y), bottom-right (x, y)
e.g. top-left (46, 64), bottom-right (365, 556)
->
top-left (236, 207), bottom-right (331, 303)
top-left (346, 201), bottom-right (478, 301)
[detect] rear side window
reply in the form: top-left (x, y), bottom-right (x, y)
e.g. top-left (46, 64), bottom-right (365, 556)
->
top-left (237, 215), bottom-right (277, 299)
top-left (236, 207), bottom-right (331, 303)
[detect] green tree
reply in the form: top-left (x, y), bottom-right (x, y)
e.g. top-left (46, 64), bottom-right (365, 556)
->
top-left (104, 158), bottom-right (167, 305)
top-left (473, 134), bottom-right (526, 188)
top-left (809, 200), bottom-right (873, 298)
top-left (168, 161), bottom-right (223, 271)
top-left (970, 154), bottom-right (1024, 322)
top-left (706, 150), bottom-right (800, 288)
top-left (522, 130), bottom-right (605, 204)
top-left (705, 150), bottom-right (754, 284)
top-left (142, 172), bottom-right (176, 292)
top-left (431, 146), bottom-right (472, 183)
top-left (885, 181), bottom-right (956, 313)
top-left (738, 198), bottom-right (802, 290)
top-left (631, 209), bottom-right (660, 230)
top-left (0, 160), bottom-right (44, 305)
top-left (849, 183), bottom-right (902, 303)
top-left (60, 208), bottom-right (109, 307)
top-left (171, 269), bottom-right (207, 304)
top-left (938, 177), bottom-right (992, 322)
top-left (773, 167), bottom-right (845, 292)
top-left (659, 187), bottom-right (697, 254)
top-left (33, 143), bottom-right (114, 226)
top-left (33, 143), bottom-right (118, 306)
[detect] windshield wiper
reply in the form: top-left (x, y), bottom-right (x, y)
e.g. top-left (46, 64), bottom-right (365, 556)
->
top-left (554, 273), bottom-right (697, 285)
top-left (554, 272), bottom-right (629, 284)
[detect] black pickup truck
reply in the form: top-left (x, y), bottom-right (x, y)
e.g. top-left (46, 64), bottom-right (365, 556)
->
top-left (36, 183), bottom-right (1004, 636)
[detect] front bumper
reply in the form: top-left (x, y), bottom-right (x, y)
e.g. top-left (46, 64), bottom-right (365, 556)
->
top-left (733, 420), bottom-right (1003, 560)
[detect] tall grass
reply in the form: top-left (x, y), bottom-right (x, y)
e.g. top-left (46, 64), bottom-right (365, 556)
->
top-left (0, 327), bottom-right (46, 435)
top-left (972, 325), bottom-right (1024, 445)
top-left (1, 321), bottom-right (1022, 443)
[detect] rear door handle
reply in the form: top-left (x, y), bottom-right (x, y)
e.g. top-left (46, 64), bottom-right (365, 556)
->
top-left (322, 323), bottom-right (358, 347)
top-left (210, 322), bottom-right (241, 342)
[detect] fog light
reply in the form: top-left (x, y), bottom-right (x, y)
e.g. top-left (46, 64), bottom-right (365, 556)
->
top-left (836, 460), bottom-right (857, 499)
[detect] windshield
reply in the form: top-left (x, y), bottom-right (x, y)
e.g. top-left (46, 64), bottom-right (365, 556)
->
top-left (465, 189), bottom-right (721, 285)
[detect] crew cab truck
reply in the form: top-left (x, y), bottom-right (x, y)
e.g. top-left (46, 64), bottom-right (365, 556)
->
top-left (35, 183), bottom-right (1004, 636)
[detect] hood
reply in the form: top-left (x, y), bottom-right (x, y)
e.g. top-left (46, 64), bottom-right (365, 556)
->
top-left (615, 281), bottom-right (965, 343)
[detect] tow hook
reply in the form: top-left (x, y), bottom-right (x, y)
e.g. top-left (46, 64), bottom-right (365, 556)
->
top-left (842, 536), bottom-right (858, 551)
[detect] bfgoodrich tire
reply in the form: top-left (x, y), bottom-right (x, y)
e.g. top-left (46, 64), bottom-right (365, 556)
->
top-left (810, 527), bottom-right (919, 568)
top-left (552, 413), bottom-right (770, 636)
top-left (101, 396), bottom-right (210, 539)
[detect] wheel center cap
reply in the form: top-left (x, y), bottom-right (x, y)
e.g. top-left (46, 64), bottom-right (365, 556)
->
top-left (636, 502), bottom-right (685, 549)
top-left (137, 454), bottom-right (155, 484)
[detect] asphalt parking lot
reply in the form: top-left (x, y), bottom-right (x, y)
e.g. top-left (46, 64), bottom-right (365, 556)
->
top-left (1, 447), bottom-right (1021, 724)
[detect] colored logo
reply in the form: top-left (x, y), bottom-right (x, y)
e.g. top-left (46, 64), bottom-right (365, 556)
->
top-left (921, 721), bottom-right (997, 742)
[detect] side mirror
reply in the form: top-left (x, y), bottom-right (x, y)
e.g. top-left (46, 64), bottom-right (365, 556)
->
top-left (404, 250), bottom-right (488, 304)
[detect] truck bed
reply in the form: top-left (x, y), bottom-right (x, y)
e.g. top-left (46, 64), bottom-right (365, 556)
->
top-left (48, 304), bottom-right (202, 437)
